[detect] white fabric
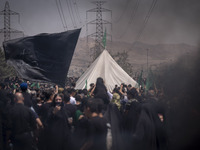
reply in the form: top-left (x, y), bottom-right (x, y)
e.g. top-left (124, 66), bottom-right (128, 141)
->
top-left (70, 96), bottom-right (76, 105)
top-left (75, 50), bottom-right (138, 92)
top-left (107, 91), bottom-right (113, 100)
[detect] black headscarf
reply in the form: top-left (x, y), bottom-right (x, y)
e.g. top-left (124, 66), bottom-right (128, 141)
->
top-left (122, 101), bottom-right (142, 150)
top-left (94, 77), bottom-right (110, 104)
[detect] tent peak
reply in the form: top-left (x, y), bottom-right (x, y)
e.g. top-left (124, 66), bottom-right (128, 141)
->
top-left (75, 49), bottom-right (138, 91)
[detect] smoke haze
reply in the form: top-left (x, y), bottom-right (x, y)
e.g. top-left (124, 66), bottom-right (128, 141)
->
top-left (154, 46), bottom-right (200, 149)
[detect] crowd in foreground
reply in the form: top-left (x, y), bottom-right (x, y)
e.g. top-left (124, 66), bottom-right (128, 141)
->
top-left (0, 77), bottom-right (168, 150)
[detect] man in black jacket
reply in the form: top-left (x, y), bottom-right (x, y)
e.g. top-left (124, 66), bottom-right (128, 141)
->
top-left (8, 92), bottom-right (37, 150)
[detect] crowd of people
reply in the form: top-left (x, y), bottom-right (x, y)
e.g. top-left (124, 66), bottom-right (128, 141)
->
top-left (0, 76), bottom-right (168, 150)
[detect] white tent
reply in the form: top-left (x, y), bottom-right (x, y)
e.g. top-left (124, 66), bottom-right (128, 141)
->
top-left (75, 50), bottom-right (138, 91)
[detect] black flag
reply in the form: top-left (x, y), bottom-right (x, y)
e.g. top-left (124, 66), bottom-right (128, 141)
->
top-left (3, 29), bottom-right (81, 86)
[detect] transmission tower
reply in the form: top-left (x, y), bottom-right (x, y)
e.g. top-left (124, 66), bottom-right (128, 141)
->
top-left (0, 1), bottom-right (23, 41)
top-left (86, 1), bottom-right (112, 60)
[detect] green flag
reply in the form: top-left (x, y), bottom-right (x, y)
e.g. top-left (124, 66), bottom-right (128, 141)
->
top-left (102, 29), bottom-right (107, 49)
top-left (13, 84), bottom-right (17, 89)
top-left (137, 70), bottom-right (143, 87)
top-left (37, 83), bottom-right (40, 89)
top-left (145, 69), bottom-right (154, 93)
top-left (84, 80), bottom-right (87, 89)
top-left (30, 83), bottom-right (36, 88)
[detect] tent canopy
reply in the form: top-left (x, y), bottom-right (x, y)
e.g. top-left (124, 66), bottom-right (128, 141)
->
top-left (75, 50), bottom-right (138, 91)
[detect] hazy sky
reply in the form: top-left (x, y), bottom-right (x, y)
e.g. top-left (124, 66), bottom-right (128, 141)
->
top-left (0, 0), bottom-right (200, 46)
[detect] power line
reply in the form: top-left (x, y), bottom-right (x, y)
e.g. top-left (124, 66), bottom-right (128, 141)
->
top-left (128, 0), bottom-right (158, 51)
top-left (55, 0), bottom-right (66, 30)
top-left (129, 0), bottom-right (140, 24)
top-left (114, 0), bottom-right (132, 23)
top-left (69, 0), bottom-right (77, 28)
top-left (118, 0), bottom-right (141, 39)
top-left (73, 0), bottom-right (82, 24)
top-left (58, 0), bottom-right (68, 30)
top-left (65, 0), bottom-right (76, 28)
top-left (135, 0), bottom-right (158, 42)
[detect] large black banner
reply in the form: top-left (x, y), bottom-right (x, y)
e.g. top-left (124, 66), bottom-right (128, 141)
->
top-left (3, 29), bottom-right (81, 86)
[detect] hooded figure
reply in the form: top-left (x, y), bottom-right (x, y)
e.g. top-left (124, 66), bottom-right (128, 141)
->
top-left (93, 77), bottom-right (110, 105)
top-left (132, 102), bottom-right (168, 150)
top-left (122, 100), bottom-right (142, 150)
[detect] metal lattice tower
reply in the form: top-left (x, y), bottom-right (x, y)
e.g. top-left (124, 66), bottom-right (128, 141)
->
top-left (86, 1), bottom-right (112, 60)
top-left (0, 1), bottom-right (23, 41)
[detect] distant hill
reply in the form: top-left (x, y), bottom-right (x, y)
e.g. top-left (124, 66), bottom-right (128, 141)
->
top-left (69, 37), bottom-right (198, 77)
top-left (1, 36), bottom-right (197, 77)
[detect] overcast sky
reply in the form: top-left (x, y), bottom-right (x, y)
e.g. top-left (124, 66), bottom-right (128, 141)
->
top-left (0, 0), bottom-right (200, 46)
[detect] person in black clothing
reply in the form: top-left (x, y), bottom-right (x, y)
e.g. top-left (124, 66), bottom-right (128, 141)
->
top-left (80, 98), bottom-right (107, 150)
top-left (20, 82), bottom-right (33, 107)
top-left (90, 77), bottom-right (110, 105)
top-left (132, 102), bottom-right (168, 150)
top-left (0, 90), bottom-right (10, 150)
top-left (40, 89), bottom-right (55, 126)
top-left (44, 93), bottom-right (72, 150)
top-left (124, 88), bottom-right (141, 131)
top-left (37, 89), bottom-right (54, 150)
top-left (73, 95), bottom-right (84, 126)
top-left (146, 89), bottom-right (159, 102)
top-left (20, 83), bottom-right (43, 129)
top-left (123, 88), bottom-right (142, 150)
top-left (82, 89), bottom-right (89, 98)
top-left (63, 91), bottom-right (77, 118)
top-left (7, 92), bottom-right (37, 150)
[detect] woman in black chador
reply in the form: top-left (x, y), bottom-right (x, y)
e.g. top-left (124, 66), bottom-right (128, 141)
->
top-left (44, 93), bottom-right (71, 150)
top-left (122, 88), bottom-right (142, 150)
top-left (90, 77), bottom-right (110, 105)
top-left (132, 102), bottom-right (168, 150)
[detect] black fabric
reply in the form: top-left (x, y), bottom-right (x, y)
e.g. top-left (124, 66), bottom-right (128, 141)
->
top-left (74, 116), bottom-right (107, 150)
top-left (32, 97), bottom-right (40, 114)
top-left (123, 101), bottom-right (141, 134)
top-left (104, 103), bottom-right (124, 150)
top-left (132, 102), bottom-right (168, 150)
top-left (94, 87), bottom-right (110, 105)
top-left (3, 29), bottom-right (81, 86)
top-left (0, 90), bottom-right (9, 150)
top-left (72, 117), bottom-right (90, 150)
top-left (40, 102), bottom-right (52, 127)
top-left (123, 101), bottom-right (142, 150)
top-left (7, 103), bottom-right (36, 150)
top-left (0, 113), bottom-right (3, 150)
top-left (94, 78), bottom-right (110, 105)
top-left (44, 107), bottom-right (71, 150)
top-left (8, 103), bottom-right (36, 136)
top-left (63, 104), bottom-right (77, 118)
top-left (12, 132), bottom-right (34, 150)
top-left (87, 116), bottom-right (107, 150)
top-left (22, 92), bottom-right (32, 108)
